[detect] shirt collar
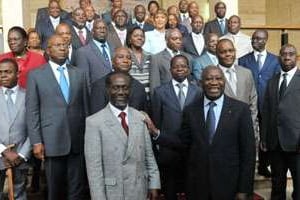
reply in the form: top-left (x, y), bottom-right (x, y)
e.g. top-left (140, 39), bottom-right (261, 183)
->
top-left (172, 78), bottom-right (189, 88)
top-left (218, 64), bottom-right (236, 72)
top-left (109, 102), bottom-right (129, 117)
top-left (217, 17), bottom-right (225, 22)
top-left (50, 16), bottom-right (60, 22)
top-left (204, 94), bottom-right (224, 107)
top-left (166, 47), bottom-right (180, 56)
top-left (49, 60), bottom-right (67, 70)
top-left (253, 49), bottom-right (267, 57)
top-left (2, 85), bottom-right (18, 94)
top-left (280, 66), bottom-right (297, 77)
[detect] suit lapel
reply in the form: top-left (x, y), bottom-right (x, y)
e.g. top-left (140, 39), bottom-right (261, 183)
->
top-left (235, 66), bottom-right (243, 97)
top-left (283, 69), bottom-right (300, 98)
top-left (184, 84), bottom-right (197, 107)
top-left (165, 82), bottom-right (182, 111)
top-left (67, 65), bottom-right (76, 104)
top-left (9, 88), bottom-right (25, 126)
top-left (0, 89), bottom-right (10, 123)
top-left (90, 42), bottom-right (111, 69)
top-left (188, 34), bottom-right (198, 56)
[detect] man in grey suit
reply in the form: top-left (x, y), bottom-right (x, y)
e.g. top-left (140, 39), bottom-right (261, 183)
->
top-left (192, 33), bottom-right (219, 80)
top-left (26, 35), bottom-right (89, 200)
top-left (150, 28), bottom-right (192, 94)
top-left (216, 38), bottom-right (258, 138)
top-left (0, 58), bottom-right (31, 200)
top-left (203, 1), bottom-right (228, 37)
top-left (85, 71), bottom-right (160, 200)
top-left (75, 19), bottom-right (114, 86)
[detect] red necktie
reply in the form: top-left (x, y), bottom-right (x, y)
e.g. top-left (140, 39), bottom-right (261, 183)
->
top-left (78, 30), bottom-right (86, 45)
top-left (118, 112), bottom-right (129, 135)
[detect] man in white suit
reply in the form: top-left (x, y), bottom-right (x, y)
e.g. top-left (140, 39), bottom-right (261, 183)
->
top-left (85, 71), bottom-right (160, 200)
top-left (0, 58), bottom-right (31, 200)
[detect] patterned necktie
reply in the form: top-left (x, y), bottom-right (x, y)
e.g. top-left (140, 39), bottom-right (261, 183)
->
top-left (176, 83), bottom-right (186, 110)
top-left (57, 66), bottom-right (69, 103)
top-left (5, 89), bottom-right (16, 122)
top-left (257, 53), bottom-right (263, 71)
top-left (101, 43), bottom-right (110, 62)
top-left (226, 69), bottom-right (237, 95)
top-left (78, 30), bottom-right (86, 45)
top-left (220, 19), bottom-right (225, 34)
top-left (279, 73), bottom-right (287, 101)
top-left (206, 101), bottom-right (216, 144)
top-left (119, 112), bottom-right (129, 135)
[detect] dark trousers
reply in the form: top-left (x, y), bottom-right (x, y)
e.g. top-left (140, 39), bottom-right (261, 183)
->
top-left (258, 113), bottom-right (270, 170)
top-left (270, 150), bottom-right (300, 200)
top-left (44, 153), bottom-right (85, 200)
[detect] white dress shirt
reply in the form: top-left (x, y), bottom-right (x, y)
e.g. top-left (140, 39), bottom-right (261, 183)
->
top-left (219, 64), bottom-right (237, 94)
top-left (191, 32), bottom-right (205, 55)
top-left (49, 60), bottom-right (70, 85)
top-left (172, 78), bottom-right (189, 97)
top-left (143, 29), bottom-right (166, 54)
top-left (109, 103), bottom-right (129, 124)
top-left (86, 20), bottom-right (94, 31)
top-left (50, 16), bottom-right (60, 29)
top-left (278, 66), bottom-right (297, 89)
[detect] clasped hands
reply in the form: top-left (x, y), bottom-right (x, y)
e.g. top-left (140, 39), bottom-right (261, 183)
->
top-left (2, 149), bottom-right (24, 168)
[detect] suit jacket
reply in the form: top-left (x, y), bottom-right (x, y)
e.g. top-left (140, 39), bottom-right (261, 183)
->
top-left (221, 65), bottom-right (258, 135)
top-left (192, 51), bottom-right (215, 80)
top-left (35, 16), bottom-right (63, 50)
top-left (182, 33), bottom-right (204, 58)
top-left (85, 105), bottom-right (160, 200)
top-left (150, 49), bottom-right (192, 93)
top-left (101, 11), bottom-right (112, 25)
top-left (35, 7), bottom-right (69, 26)
top-left (75, 40), bottom-right (114, 85)
top-left (70, 25), bottom-right (93, 50)
top-left (128, 21), bottom-right (154, 32)
top-left (238, 51), bottom-right (281, 112)
top-left (262, 69), bottom-right (300, 152)
top-left (90, 75), bottom-right (147, 114)
top-left (179, 95), bottom-right (255, 200)
top-left (26, 63), bottom-right (89, 156)
top-left (107, 24), bottom-right (127, 48)
top-left (203, 18), bottom-right (228, 37)
top-left (0, 87), bottom-right (31, 170)
top-left (151, 81), bottom-right (201, 166)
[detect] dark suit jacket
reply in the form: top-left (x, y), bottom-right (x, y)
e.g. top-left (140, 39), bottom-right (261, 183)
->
top-left (203, 18), bottom-right (228, 37)
top-left (128, 21), bottom-right (155, 32)
top-left (175, 95), bottom-right (255, 200)
top-left (262, 69), bottom-right (300, 152)
top-left (90, 75), bottom-right (147, 114)
top-left (151, 81), bottom-right (201, 166)
top-left (26, 63), bottom-right (89, 156)
top-left (35, 16), bottom-right (63, 50)
top-left (238, 51), bottom-right (281, 112)
top-left (75, 40), bottom-right (114, 85)
top-left (70, 25), bottom-right (93, 50)
top-left (35, 7), bottom-right (69, 26)
top-left (182, 33), bottom-right (204, 59)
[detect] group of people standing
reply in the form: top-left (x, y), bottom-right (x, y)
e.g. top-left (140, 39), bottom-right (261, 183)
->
top-left (0, 0), bottom-right (299, 200)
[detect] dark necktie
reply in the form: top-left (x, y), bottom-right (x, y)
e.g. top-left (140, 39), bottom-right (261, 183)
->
top-left (57, 66), bottom-right (69, 103)
top-left (206, 101), bottom-right (216, 144)
top-left (119, 112), bottom-right (129, 135)
top-left (279, 73), bottom-right (288, 101)
top-left (5, 89), bottom-right (16, 122)
top-left (101, 43), bottom-right (110, 63)
top-left (176, 83), bottom-right (186, 110)
top-left (78, 30), bottom-right (86, 45)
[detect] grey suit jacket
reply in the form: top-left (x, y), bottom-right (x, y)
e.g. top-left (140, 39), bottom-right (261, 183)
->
top-left (107, 24), bottom-right (127, 49)
top-left (150, 49), bottom-right (192, 93)
top-left (0, 87), bottom-right (31, 170)
top-left (85, 105), bottom-right (160, 200)
top-left (203, 18), bottom-right (228, 37)
top-left (221, 65), bottom-right (258, 136)
top-left (75, 41), bottom-right (114, 86)
top-left (70, 26), bottom-right (93, 50)
top-left (26, 63), bottom-right (89, 156)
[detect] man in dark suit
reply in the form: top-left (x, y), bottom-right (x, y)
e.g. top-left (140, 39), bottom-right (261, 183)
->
top-left (75, 19), bottom-right (114, 86)
top-left (84, 5), bottom-right (100, 31)
top-left (128, 5), bottom-right (154, 32)
top-left (0, 58), bottom-right (31, 200)
top-left (35, 0), bottom-right (66, 50)
top-left (55, 23), bottom-right (76, 65)
top-left (261, 44), bottom-right (300, 200)
top-left (178, 0), bottom-right (190, 30)
top-left (150, 28), bottom-right (192, 93)
top-left (90, 47), bottom-right (147, 114)
top-left (35, 0), bottom-right (69, 27)
top-left (239, 29), bottom-right (280, 177)
top-left (203, 1), bottom-right (228, 37)
top-left (107, 9), bottom-right (128, 48)
top-left (26, 35), bottom-right (89, 200)
top-left (151, 55), bottom-right (201, 200)
top-left (69, 7), bottom-right (92, 50)
top-left (182, 15), bottom-right (205, 59)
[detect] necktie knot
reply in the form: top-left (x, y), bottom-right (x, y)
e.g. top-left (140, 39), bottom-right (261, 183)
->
top-left (282, 73), bottom-right (288, 79)
top-left (101, 43), bottom-right (106, 48)
top-left (118, 111), bottom-right (129, 135)
top-left (57, 66), bottom-right (65, 72)
top-left (118, 111), bottom-right (126, 119)
top-left (176, 82), bottom-right (185, 89)
top-left (208, 101), bottom-right (216, 108)
top-left (5, 89), bottom-right (13, 96)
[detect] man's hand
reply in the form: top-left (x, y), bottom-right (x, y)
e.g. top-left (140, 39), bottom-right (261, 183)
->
top-left (235, 192), bottom-right (248, 200)
top-left (260, 141), bottom-right (267, 152)
top-left (148, 189), bottom-right (159, 200)
top-left (2, 149), bottom-right (19, 162)
top-left (33, 143), bottom-right (45, 161)
top-left (140, 111), bottom-right (159, 136)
